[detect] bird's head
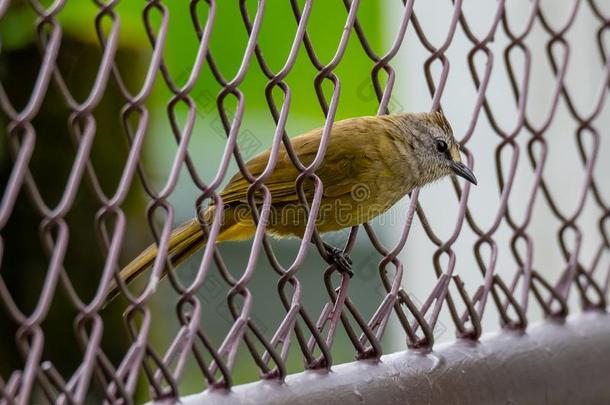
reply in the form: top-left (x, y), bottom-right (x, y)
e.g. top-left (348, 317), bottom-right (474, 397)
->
top-left (398, 111), bottom-right (477, 187)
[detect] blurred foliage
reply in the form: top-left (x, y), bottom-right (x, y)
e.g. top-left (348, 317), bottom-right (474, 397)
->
top-left (0, 0), bottom-right (387, 402)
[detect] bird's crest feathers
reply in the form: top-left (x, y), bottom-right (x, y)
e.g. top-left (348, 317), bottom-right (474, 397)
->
top-left (426, 110), bottom-right (452, 134)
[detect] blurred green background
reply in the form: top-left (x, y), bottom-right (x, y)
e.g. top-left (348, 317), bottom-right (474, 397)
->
top-left (0, 0), bottom-right (409, 402)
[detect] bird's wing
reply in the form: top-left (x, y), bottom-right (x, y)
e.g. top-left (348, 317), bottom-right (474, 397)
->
top-left (219, 119), bottom-right (381, 205)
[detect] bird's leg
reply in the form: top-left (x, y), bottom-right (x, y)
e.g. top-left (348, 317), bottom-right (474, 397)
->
top-left (324, 242), bottom-right (354, 277)
top-left (311, 236), bottom-right (353, 277)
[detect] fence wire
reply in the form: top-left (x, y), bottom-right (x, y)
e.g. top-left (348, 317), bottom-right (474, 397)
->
top-left (1, 0), bottom-right (610, 404)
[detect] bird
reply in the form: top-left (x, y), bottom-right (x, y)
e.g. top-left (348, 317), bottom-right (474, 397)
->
top-left (106, 111), bottom-right (476, 303)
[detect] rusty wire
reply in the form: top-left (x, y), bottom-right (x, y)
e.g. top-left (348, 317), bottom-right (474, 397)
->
top-left (1, 0), bottom-right (610, 404)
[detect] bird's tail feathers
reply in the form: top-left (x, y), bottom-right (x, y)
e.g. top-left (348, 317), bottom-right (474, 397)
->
top-left (104, 217), bottom-right (205, 306)
top-left (103, 204), bottom-right (256, 307)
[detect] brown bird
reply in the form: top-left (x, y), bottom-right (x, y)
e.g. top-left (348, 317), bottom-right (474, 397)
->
top-left (107, 112), bottom-right (476, 302)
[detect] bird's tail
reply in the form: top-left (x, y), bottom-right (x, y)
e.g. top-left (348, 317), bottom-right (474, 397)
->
top-left (104, 205), bottom-right (254, 306)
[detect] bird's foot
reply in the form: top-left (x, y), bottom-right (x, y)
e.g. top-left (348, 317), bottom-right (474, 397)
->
top-left (325, 246), bottom-right (353, 277)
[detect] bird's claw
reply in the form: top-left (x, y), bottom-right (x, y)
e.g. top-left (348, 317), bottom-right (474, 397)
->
top-left (326, 246), bottom-right (353, 277)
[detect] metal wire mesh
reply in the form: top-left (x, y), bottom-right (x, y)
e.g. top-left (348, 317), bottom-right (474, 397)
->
top-left (1, 0), bottom-right (610, 404)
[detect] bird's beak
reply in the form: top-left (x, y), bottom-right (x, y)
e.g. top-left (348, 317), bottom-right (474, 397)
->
top-left (451, 162), bottom-right (477, 185)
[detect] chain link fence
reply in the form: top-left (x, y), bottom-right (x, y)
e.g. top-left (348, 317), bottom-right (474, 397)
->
top-left (1, 0), bottom-right (610, 404)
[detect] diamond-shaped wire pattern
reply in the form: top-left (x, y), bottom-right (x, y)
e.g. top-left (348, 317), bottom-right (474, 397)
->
top-left (1, 0), bottom-right (610, 403)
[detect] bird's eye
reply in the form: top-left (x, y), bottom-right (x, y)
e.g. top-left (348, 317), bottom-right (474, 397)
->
top-left (436, 140), bottom-right (448, 153)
